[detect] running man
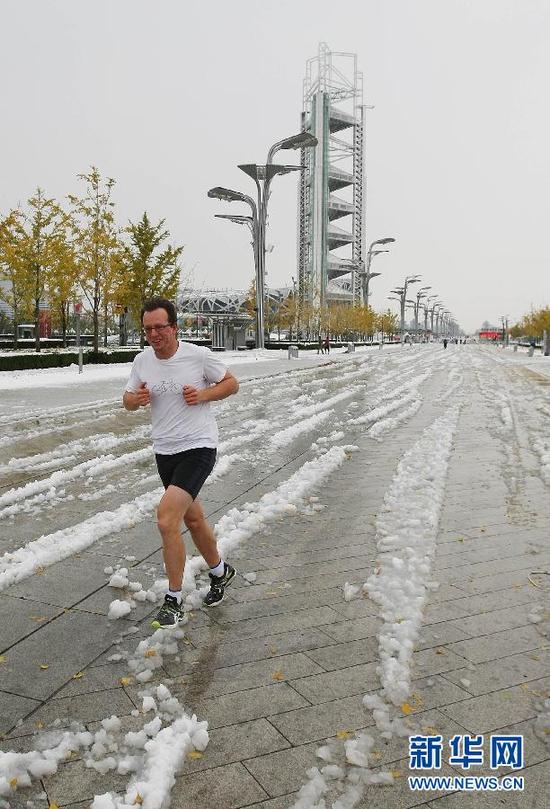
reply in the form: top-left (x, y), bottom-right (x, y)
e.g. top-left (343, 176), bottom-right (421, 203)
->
top-left (123, 297), bottom-right (239, 628)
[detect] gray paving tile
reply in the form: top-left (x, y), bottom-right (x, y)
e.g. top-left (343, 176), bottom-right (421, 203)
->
top-left (290, 662), bottom-right (379, 703)
top-left (0, 690), bottom-right (40, 734)
top-left (441, 650), bottom-right (550, 696)
top-left (177, 652), bottom-right (324, 700)
top-left (189, 606), bottom-right (341, 644)
top-left (180, 719), bottom-right (289, 774)
top-left (211, 587), bottom-right (343, 622)
top-left (439, 677), bottom-right (550, 733)
top-left (8, 687), bottom-right (136, 738)
top-left (443, 603), bottom-right (537, 639)
top-left (43, 759), bottom-right (132, 806)
top-left (0, 595), bottom-right (63, 651)
top-left (320, 615), bottom-right (380, 643)
top-left (446, 625), bottom-right (544, 665)
top-left (163, 627), bottom-right (334, 674)
top-left (268, 694), bottom-right (373, 745)
top-left (304, 636), bottom-right (379, 671)
top-left (190, 683), bottom-right (310, 730)
top-left (172, 761), bottom-right (267, 808)
top-left (6, 555), bottom-right (111, 608)
top-left (0, 610), bottom-right (122, 701)
top-left (411, 647), bottom-right (469, 678)
top-left (242, 743), bottom-right (320, 797)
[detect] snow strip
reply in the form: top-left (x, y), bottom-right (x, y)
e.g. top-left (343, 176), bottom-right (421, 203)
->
top-left (365, 404), bottom-right (460, 707)
top-left (0, 489), bottom-right (162, 591)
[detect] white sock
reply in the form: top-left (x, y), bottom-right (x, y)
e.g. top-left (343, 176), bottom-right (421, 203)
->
top-left (167, 589), bottom-right (182, 604)
top-left (209, 559), bottom-right (225, 578)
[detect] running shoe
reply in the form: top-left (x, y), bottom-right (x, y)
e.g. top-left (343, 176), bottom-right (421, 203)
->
top-left (151, 594), bottom-right (184, 629)
top-left (203, 563), bottom-right (236, 607)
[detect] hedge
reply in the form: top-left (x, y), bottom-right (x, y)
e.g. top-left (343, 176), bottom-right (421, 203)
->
top-left (0, 349), bottom-right (141, 372)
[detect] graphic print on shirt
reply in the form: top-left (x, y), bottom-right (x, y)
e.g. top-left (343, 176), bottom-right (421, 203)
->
top-left (150, 378), bottom-right (183, 396)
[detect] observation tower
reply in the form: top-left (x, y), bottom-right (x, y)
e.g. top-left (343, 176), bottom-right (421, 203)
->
top-left (298, 43), bottom-right (366, 310)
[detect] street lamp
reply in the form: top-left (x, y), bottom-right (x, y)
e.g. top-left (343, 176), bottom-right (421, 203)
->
top-left (238, 163), bottom-right (306, 348)
top-left (360, 237), bottom-right (396, 308)
top-left (207, 186), bottom-right (261, 346)
top-left (267, 131), bottom-right (318, 164)
top-left (430, 301), bottom-right (445, 339)
top-left (239, 134), bottom-right (317, 347)
top-left (412, 286), bottom-right (431, 336)
top-left (390, 275), bottom-right (421, 344)
top-left (424, 294), bottom-right (438, 339)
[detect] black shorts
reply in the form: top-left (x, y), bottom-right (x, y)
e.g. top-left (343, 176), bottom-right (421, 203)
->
top-left (155, 447), bottom-right (217, 499)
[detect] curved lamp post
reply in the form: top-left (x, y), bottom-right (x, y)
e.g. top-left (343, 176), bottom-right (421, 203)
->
top-left (207, 187), bottom-right (260, 345)
top-left (360, 237), bottom-right (395, 308)
top-left (390, 275), bottom-right (421, 344)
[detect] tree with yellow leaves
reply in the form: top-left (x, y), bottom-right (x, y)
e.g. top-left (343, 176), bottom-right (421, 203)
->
top-left (69, 168), bottom-right (120, 352)
top-left (0, 211), bottom-right (33, 348)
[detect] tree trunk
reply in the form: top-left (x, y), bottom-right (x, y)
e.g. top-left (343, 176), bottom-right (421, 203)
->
top-left (34, 296), bottom-right (41, 353)
top-left (61, 302), bottom-right (67, 348)
top-left (103, 301), bottom-right (108, 347)
top-left (93, 308), bottom-right (99, 352)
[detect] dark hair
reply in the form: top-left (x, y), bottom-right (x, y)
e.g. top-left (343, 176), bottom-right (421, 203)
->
top-left (141, 297), bottom-right (177, 325)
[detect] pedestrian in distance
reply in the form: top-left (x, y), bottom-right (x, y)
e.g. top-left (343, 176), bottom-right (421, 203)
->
top-left (443, 338), bottom-right (448, 349)
top-left (323, 335), bottom-right (330, 354)
top-left (317, 334), bottom-right (324, 355)
top-left (123, 297), bottom-right (240, 629)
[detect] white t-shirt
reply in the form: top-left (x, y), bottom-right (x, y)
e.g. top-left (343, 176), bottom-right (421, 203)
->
top-left (125, 342), bottom-right (228, 455)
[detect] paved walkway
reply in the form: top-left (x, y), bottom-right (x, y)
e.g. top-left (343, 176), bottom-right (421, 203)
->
top-left (1, 346), bottom-right (549, 808)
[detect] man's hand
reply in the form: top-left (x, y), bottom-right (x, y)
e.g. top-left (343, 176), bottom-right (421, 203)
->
top-left (136, 382), bottom-right (151, 407)
top-left (123, 382), bottom-right (150, 411)
top-left (183, 385), bottom-right (204, 406)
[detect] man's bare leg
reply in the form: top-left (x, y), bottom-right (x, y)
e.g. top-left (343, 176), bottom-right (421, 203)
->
top-left (183, 498), bottom-right (220, 567)
top-left (156, 485), bottom-right (193, 591)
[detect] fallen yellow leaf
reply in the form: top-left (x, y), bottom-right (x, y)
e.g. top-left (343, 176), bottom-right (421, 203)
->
top-left (39, 664), bottom-right (49, 670)
top-left (30, 615), bottom-right (48, 622)
top-left (401, 702), bottom-right (414, 715)
top-left (145, 649), bottom-right (157, 658)
top-left (268, 646), bottom-right (278, 655)
top-left (272, 671), bottom-right (284, 681)
top-left (50, 802), bottom-right (60, 809)
top-left (72, 672), bottom-right (84, 679)
top-left (35, 566), bottom-right (45, 575)
top-left (391, 770), bottom-right (403, 779)
top-left (9, 778), bottom-right (17, 789)
top-left (336, 730), bottom-right (351, 739)
top-left (187, 751), bottom-right (203, 760)
top-left (422, 725), bottom-right (439, 734)
top-left (120, 677), bottom-right (133, 686)
top-left (133, 795), bottom-right (143, 806)
top-left (0, 655), bottom-right (6, 664)
top-left (435, 648), bottom-right (446, 655)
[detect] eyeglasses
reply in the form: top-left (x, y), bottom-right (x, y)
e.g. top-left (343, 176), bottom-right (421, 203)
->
top-left (143, 323), bottom-right (173, 335)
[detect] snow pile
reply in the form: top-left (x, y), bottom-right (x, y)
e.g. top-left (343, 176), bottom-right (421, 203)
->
top-left (0, 729), bottom-right (93, 798)
top-left (270, 410), bottom-right (333, 448)
top-left (365, 404), bottom-right (460, 708)
top-left (0, 687), bottom-right (208, 809)
top-left (0, 487), bottom-right (162, 592)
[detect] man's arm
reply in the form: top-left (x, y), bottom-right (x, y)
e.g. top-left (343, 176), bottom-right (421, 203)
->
top-left (183, 372), bottom-right (239, 406)
top-left (123, 382), bottom-right (150, 411)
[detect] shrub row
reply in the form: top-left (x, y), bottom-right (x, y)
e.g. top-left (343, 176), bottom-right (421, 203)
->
top-left (0, 349), bottom-right (141, 372)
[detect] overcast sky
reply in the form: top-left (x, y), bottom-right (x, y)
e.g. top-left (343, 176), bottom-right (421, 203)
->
top-left (2, 0), bottom-right (548, 332)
